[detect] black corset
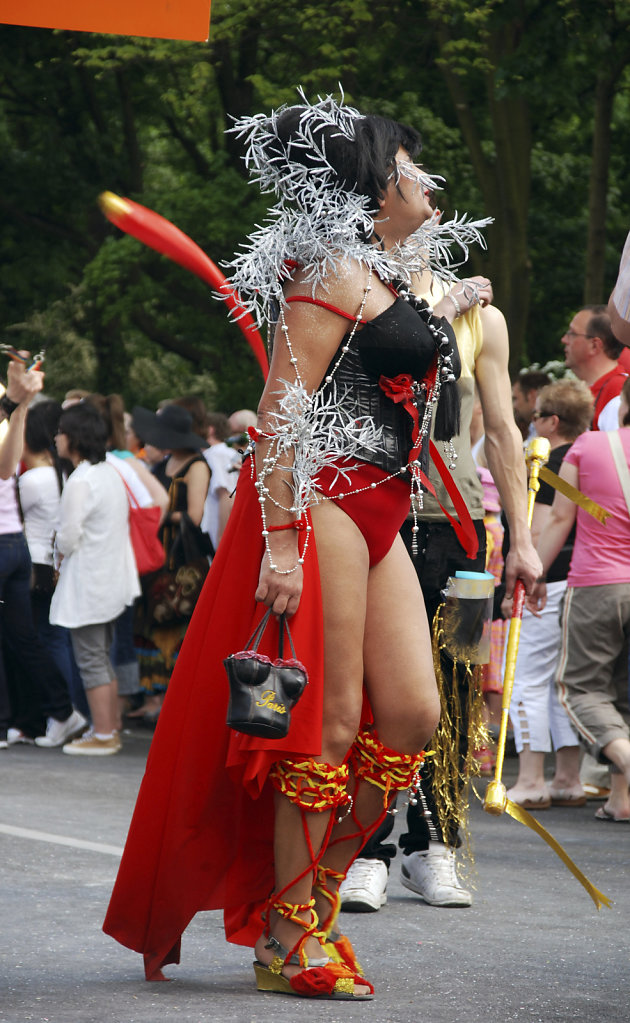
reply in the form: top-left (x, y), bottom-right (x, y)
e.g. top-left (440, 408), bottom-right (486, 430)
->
top-left (318, 311), bottom-right (429, 477)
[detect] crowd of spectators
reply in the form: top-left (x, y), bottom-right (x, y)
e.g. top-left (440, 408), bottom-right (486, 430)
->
top-left (0, 373), bottom-right (249, 755)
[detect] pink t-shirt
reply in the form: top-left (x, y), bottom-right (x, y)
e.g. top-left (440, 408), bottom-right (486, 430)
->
top-left (564, 429), bottom-right (630, 586)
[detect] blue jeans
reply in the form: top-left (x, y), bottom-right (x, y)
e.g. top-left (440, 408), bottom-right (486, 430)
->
top-left (111, 604), bottom-right (141, 697)
top-left (31, 588), bottom-right (90, 720)
top-left (0, 532), bottom-right (73, 738)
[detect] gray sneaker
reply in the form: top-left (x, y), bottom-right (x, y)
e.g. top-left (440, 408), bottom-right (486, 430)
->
top-left (400, 846), bottom-right (472, 907)
top-left (35, 710), bottom-right (88, 748)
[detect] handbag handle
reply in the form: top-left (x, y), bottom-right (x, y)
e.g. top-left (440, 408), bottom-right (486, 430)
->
top-left (244, 607), bottom-right (298, 660)
top-left (110, 462), bottom-right (141, 510)
top-left (607, 431), bottom-right (630, 515)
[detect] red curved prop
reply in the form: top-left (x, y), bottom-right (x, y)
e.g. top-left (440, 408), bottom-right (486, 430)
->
top-left (99, 192), bottom-right (269, 380)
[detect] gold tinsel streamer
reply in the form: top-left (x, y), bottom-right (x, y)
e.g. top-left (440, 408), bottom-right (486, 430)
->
top-left (430, 606), bottom-right (488, 868)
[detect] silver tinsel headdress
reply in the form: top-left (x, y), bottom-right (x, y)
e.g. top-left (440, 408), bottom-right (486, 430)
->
top-left (223, 88), bottom-right (492, 326)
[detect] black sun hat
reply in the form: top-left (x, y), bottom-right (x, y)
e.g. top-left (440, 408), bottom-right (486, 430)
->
top-left (131, 404), bottom-right (206, 452)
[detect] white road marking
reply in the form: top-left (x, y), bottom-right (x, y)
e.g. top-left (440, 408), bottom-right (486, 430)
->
top-left (0, 823), bottom-right (123, 856)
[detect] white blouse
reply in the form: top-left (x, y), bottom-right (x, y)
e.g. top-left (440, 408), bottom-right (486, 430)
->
top-left (18, 465), bottom-right (61, 565)
top-left (201, 442), bottom-right (240, 551)
top-left (49, 460), bottom-right (140, 628)
top-left (0, 476), bottom-right (22, 535)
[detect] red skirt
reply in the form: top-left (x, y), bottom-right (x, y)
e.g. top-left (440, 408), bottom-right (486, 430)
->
top-left (103, 461), bottom-right (410, 980)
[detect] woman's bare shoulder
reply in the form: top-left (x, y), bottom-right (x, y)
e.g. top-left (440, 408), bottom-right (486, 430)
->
top-left (284, 256), bottom-right (373, 314)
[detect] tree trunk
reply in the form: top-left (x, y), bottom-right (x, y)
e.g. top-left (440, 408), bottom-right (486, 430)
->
top-left (91, 314), bottom-right (128, 394)
top-left (584, 72), bottom-right (615, 304)
top-left (435, 24), bottom-right (532, 372)
top-left (116, 69), bottom-right (143, 195)
top-left (486, 84), bottom-right (532, 375)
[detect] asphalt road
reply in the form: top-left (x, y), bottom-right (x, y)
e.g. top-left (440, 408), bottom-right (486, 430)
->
top-left (1, 730), bottom-right (628, 1023)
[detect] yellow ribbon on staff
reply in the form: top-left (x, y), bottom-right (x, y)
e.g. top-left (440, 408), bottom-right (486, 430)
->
top-left (539, 466), bottom-right (611, 523)
top-left (505, 799), bottom-right (612, 910)
top-left (482, 437), bottom-right (611, 910)
top-left (475, 786), bottom-right (612, 910)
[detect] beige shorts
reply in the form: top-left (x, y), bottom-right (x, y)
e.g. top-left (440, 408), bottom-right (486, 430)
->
top-left (555, 583), bottom-right (630, 763)
top-left (70, 621), bottom-right (116, 690)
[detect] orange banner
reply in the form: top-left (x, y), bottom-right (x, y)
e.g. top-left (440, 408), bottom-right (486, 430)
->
top-left (0, 1), bottom-right (211, 41)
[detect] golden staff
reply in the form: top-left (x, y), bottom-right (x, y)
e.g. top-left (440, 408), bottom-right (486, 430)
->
top-left (485, 436), bottom-right (550, 814)
top-left (482, 436), bottom-right (611, 909)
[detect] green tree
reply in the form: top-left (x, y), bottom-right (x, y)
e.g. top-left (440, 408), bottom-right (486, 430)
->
top-left (1, 0), bottom-right (629, 398)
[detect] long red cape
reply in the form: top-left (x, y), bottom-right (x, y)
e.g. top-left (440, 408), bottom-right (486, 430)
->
top-left (103, 466), bottom-right (324, 980)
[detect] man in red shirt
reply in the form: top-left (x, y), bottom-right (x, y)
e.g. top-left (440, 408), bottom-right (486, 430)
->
top-left (562, 305), bottom-right (627, 430)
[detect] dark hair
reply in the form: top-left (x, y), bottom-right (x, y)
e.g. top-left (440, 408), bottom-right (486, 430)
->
top-left (63, 388), bottom-right (90, 403)
top-left (515, 371), bottom-right (551, 395)
top-left (206, 412), bottom-right (230, 443)
top-left (272, 106), bottom-right (422, 214)
top-left (25, 399), bottom-right (70, 489)
top-left (87, 393), bottom-right (126, 450)
top-left (58, 402), bottom-right (107, 464)
top-left (621, 376), bottom-right (630, 427)
top-left (583, 305), bottom-right (624, 360)
top-left (25, 399), bottom-right (62, 454)
top-left (171, 395), bottom-right (208, 438)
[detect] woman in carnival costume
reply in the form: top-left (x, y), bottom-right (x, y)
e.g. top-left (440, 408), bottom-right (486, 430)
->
top-left (103, 90), bottom-right (492, 1000)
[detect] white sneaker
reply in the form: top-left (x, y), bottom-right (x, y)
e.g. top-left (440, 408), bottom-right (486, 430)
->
top-left (35, 710), bottom-right (88, 748)
top-left (8, 729), bottom-right (35, 745)
top-left (339, 858), bottom-right (388, 913)
top-left (400, 845), bottom-right (472, 907)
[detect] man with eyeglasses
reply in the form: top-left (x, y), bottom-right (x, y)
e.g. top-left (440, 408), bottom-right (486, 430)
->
top-left (562, 305), bottom-right (628, 431)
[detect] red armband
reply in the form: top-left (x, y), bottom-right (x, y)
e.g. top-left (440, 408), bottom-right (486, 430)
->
top-left (266, 519), bottom-right (307, 533)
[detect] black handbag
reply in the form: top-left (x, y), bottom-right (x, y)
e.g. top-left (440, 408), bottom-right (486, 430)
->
top-left (224, 608), bottom-right (308, 739)
top-left (148, 514), bottom-right (211, 625)
top-left (31, 562), bottom-right (57, 596)
top-left (167, 511), bottom-right (213, 569)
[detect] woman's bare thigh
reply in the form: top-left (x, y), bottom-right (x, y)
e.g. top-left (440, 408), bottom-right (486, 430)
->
top-left (362, 533), bottom-right (439, 752)
top-left (309, 501), bottom-right (370, 758)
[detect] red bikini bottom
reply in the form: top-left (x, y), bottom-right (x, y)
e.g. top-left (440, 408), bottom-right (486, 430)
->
top-left (314, 461), bottom-right (411, 566)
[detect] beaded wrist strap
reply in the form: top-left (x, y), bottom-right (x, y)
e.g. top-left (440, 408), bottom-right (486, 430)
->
top-left (445, 291), bottom-right (461, 317)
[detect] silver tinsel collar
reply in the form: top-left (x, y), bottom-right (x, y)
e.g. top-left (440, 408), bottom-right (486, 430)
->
top-left (223, 88), bottom-right (493, 326)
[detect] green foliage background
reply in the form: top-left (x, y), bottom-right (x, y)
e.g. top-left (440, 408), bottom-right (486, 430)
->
top-left (1, 0), bottom-right (629, 413)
